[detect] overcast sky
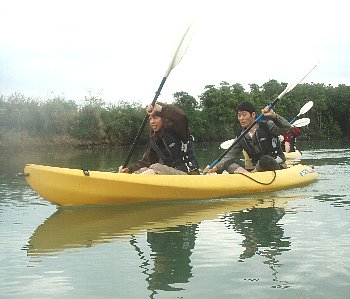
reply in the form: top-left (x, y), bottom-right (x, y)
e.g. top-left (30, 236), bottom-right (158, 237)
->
top-left (1, 0), bottom-right (349, 105)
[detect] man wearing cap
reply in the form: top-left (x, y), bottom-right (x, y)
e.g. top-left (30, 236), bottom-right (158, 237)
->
top-left (205, 101), bottom-right (292, 174)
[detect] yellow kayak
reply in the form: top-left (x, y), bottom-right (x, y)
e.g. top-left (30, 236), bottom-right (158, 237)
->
top-left (23, 163), bottom-right (318, 206)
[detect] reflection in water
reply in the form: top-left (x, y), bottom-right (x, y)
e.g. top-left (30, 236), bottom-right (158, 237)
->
top-left (27, 197), bottom-right (297, 293)
top-left (129, 230), bottom-right (195, 296)
top-left (223, 207), bottom-right (290, 261)
top-left (142, 225), bottom-right (197, 293)
top-left (221, 207), bottom-right (291, 289)
top-left (313, 194), bottom-right (350, 208)
top-left (27, 198), bottom-right (281, 255)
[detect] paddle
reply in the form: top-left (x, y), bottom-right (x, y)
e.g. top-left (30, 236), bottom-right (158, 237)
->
top-left (122, 23), bottom-right (193, 168)
top-left (290, 100), bottom-right (313, 124)
top-left (220, 118), bottom-right (311, 149)
top-left (292, 117), bottom-right (310, 128)
top-left (207, 61), bottom-right (319, 171)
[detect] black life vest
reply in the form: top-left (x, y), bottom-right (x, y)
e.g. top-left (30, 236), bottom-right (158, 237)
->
top-left (148, 129), bottom-right (199, 173)
top-left (238, 121), bottom-right (285, 165)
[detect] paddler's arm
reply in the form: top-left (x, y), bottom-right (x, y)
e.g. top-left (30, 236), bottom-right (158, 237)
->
top-left (262, 107), bottom-right (292, 136)
top-left (119, 146), bottom-right (159, 173)
top-left (204, 143), bottom-right (242, 173)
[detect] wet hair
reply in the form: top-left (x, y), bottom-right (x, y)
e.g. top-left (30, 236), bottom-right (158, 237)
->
top-left (236, 101), bottom-right (256, 114)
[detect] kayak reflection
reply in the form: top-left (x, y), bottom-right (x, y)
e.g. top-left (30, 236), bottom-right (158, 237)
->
top-left (27, 197), bottom-right (297, 255)
top-left (28, 196), bottom-right (298, 292)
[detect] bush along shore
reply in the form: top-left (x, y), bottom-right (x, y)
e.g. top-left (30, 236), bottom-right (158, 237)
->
top-left (1, 80), bottom-right (349, 152)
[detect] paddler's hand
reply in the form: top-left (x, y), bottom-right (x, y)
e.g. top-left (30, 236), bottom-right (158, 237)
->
top-left (203, 165), bottom-right (218, 174)
top-left (262, 106), bottom-right (276, 119)
top-left (118, 166), bottom-right (129, 173)
top-left (146, 103), bottom-right (162, 115)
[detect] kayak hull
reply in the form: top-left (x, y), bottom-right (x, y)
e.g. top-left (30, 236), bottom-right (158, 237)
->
top-left (24, 163), bottom-right (318, 206)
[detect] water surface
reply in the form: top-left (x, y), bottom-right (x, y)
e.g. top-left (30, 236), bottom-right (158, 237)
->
top-left (1, 141), bottom-right (349, 298)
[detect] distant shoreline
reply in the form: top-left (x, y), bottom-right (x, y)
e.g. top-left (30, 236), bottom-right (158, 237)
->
top-left (0, 133), bottom-right (122, 153)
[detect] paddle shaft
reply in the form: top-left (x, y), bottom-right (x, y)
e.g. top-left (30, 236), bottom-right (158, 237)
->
top-left (290, 115), bottom-right (299, 124)
top-left (122, 23), bottom-right (193, 168)
top-left (122, 77), bottom-right (167, 168)
top-left (209, 97), bottom-right (281, 169)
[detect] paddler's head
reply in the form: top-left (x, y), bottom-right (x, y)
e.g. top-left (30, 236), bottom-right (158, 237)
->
top-left (236, 101), bottom-right (257, 128)
top-left (147, 103), bottom-right (164, 132)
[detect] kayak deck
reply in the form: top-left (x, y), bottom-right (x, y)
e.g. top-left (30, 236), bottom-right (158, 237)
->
top-left (24, 163), bottom-right (318, 206)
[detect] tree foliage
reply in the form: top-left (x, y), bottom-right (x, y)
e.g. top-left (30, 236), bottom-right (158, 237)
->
top-left (1, 80), bottom-right (349, 150)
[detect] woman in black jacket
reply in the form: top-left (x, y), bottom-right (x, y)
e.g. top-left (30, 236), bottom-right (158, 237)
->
top-left (118, 102), bottom-right (199, 175)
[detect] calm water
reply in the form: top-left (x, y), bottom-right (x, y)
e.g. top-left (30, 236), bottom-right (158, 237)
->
top-left (1, 141), bottom-right (349, 299)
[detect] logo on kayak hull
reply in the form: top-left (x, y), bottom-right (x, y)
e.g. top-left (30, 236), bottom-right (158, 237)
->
top-left (299, 168), bottom-right (315, 176)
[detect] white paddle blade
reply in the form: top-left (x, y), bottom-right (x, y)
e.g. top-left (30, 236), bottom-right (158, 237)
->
top-left (293, 117), bottom-right (310, 127)
top-left (278, 60), bottom-right (320, 99)
top-left (298, 101), bottom-right (314, 115)
top-left (164, 22), bottom-right (194, 77)
top-left (220, 139), bottom-right (235, 149)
